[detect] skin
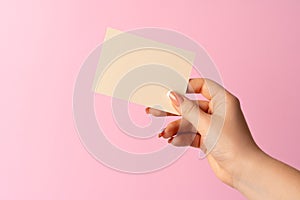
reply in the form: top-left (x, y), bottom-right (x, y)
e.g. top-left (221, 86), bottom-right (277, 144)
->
top-left (145, 78), bottom-right (300, 200)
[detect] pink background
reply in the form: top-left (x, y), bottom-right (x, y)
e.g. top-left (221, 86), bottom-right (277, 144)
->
top-left (1, 1), bottom-right (300, 199)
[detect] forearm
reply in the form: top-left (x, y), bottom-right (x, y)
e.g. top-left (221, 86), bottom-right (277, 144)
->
top-left (234, 150), bottom-right (300, 200)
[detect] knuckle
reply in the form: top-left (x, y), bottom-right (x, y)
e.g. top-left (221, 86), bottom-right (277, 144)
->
top-left (227, 93), bottom-right (240, 106)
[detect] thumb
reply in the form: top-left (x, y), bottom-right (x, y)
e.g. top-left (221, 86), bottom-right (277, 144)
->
top-left (167, 91), bottom-right (211, 134)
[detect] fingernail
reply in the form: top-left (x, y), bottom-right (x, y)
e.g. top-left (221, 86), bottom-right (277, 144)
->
top-left (168, 137), bottom-right (174, 143)
top-left (167, 91), bottom-right (184, 107)
top-left (145, 107), bottom-right (150, 114)
top-left (158, 128), bottom-right (165, 138)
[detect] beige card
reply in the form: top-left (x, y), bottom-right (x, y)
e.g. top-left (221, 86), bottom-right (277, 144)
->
top-left (93, 28), bottom-right (194, 115)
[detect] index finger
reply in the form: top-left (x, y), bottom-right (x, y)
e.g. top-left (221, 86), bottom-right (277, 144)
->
top-left (186, 78), bottom-right (225, 100)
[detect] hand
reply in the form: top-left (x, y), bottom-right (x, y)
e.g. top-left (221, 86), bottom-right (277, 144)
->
top-left (146, 78), bottom-right (300, 200)
top-left (146, 78), bottom-right (259, 186)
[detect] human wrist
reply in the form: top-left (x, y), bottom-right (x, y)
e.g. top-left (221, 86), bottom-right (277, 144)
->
top-left (232, 147), bottom-right (267, 191)
top-left (232, 145), bottom-right (300, 200)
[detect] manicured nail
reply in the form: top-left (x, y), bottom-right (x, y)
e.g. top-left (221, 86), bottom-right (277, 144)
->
top-left (168, 137), bottom-right (174, 143)
top-left (158, 128), bottom-right (165, 138)
top-left (167, 91), bottom-right (184, 107)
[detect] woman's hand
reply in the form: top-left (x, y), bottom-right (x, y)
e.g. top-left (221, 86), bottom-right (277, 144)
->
top-left (146, 78), bottom-right (259, 186)
top-left (146, 78), bottom-right (300, 200)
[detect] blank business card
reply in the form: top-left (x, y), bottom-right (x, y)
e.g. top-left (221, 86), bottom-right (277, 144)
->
top-left (93, 28), bottom-right (194, 115)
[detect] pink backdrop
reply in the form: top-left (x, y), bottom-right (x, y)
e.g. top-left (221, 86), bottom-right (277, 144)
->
top-left (1, 1), bottom-right (300, 199)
